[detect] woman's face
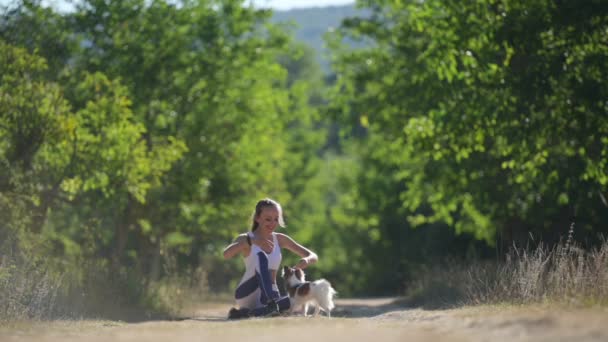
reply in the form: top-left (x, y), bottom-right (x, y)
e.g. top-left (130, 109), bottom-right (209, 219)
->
top-left (256, 206), bottom-right (279, 233)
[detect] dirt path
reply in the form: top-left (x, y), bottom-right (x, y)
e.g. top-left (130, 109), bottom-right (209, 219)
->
top-left (3, 298), bottom-right (608, 342)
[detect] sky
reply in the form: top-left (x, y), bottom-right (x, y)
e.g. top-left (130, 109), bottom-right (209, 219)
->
top-left (252, 0), bottom-right (355, 11)
top-left (0, 0), bottom-right (356, 12)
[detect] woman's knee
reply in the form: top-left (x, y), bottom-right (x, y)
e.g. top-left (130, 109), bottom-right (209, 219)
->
top-left (235, 276), bottom-right (258, 299)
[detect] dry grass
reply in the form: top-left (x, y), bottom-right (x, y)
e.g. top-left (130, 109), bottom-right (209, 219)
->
top-left (405, 227), bottom-right (608, 307)
top-left (467, 231), bottom-right (608, 306)
top-left (0, 251), bottom-right (213, 322)
top-left (142, 257), bottom-right (211, 317)
top-left (0, 254), bottom-right (64, 321)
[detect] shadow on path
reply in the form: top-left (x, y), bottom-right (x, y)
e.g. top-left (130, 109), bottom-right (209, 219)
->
top-left (176, 297), bottom-right (459, 321)
top-left (176, 316), bottom-right (231, 323)
top-left (331, 297), bottom-right (411, 318)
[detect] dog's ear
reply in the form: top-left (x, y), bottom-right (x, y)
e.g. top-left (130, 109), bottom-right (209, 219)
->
top-left (295, 268), bottom-right (304, 281)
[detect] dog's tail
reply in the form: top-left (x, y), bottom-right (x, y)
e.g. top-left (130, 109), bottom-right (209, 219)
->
top-left (311, 279), bottom-right (337, 311)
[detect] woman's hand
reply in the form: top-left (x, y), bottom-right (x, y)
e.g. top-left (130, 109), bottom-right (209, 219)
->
top-left (251, 235), bottom-right (274, 252)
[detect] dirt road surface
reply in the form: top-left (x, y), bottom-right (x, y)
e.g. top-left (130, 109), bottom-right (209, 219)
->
top-left (2, 298), bottom-right (608, 342)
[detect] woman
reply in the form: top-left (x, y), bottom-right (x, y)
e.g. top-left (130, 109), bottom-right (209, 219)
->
top-left (223, 198), bottom-right (318, 318)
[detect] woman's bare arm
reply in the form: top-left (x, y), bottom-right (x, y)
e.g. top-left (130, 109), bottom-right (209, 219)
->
top-left (277, 233), bottom-right (318, 269)
top-left (223, 234), bottom-right (250, 259)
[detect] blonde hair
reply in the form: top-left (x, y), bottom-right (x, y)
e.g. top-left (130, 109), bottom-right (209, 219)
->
top-left (251, 198), bottom-right (286, 231)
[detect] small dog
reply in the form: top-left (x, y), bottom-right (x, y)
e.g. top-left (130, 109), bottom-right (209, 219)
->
top-left (282, 266), bottom-right (337, 317)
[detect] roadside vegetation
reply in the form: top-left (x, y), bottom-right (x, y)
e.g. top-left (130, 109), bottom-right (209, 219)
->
top-left (1, 0), bottom-right (606, 322)
top-left (404, 226), bottom-right (608, 309)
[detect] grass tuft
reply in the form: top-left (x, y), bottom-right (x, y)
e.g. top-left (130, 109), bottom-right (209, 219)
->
top-left (403, 229), bottom-right (608, 308)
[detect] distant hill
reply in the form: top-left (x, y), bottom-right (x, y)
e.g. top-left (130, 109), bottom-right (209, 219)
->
top-left (270, 4), bottom-right (368, 70)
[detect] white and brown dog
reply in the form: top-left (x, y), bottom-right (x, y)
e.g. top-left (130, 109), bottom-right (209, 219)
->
top-left (282, 266), bottom-right (337, 317)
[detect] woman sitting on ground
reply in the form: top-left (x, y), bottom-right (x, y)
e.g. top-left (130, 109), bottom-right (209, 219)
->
top-left (223, 198), bottom-right (318, 318)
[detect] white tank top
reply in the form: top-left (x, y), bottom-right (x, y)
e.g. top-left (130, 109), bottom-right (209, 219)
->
top-left (237, 232), bottom-right (282, 298)
top-left (245, 232), bottom-right (282, 271)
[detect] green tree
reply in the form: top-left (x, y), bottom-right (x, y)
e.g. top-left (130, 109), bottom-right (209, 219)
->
top-left (0, 39), bottom-right (70, 246)
top-left (330, 0), bottom-right (608, 248)
top-left (1, 0), bottom-right (328, 300)
top-left (0, 38), bottom-right (183, 278)
top-left (66, 0), bottom-right (300, 280)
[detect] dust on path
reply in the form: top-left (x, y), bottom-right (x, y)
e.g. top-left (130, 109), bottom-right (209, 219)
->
top-left (3, 298), bottom-right (608, 342)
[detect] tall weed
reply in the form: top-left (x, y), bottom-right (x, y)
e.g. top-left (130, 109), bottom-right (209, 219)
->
top-left (0, 249), bottom-right (211, 321)
top-left (404, 227), bottom-right (608, 307)
top-left (0, 252), bottom-right (63, 321)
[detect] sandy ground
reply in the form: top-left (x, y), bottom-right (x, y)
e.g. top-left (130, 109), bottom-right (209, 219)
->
top-left (2, 298), bottom-right (608, 342)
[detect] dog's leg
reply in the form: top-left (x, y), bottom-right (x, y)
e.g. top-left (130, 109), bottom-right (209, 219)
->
top-left (318, 303), bottom-right (331, 318)
top-left (313, 304), bottom-right (321, 317)
top-left (303, 303), bottom-right (309, 317)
